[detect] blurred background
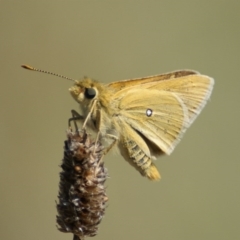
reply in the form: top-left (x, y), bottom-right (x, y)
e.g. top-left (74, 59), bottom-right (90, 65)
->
top-left (1, 1), bottom-right (239, 240)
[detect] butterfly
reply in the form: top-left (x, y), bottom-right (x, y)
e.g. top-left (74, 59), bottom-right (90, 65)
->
top-left (22, 65), bottom-right (214, 180)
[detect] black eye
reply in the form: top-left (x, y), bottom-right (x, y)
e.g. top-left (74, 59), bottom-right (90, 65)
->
top-left (84, 88), bottom-right (96, 99)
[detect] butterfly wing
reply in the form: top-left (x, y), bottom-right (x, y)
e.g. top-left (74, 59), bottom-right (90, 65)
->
top-left (145, 74), bottom-right (214, 124)
top-left (116, 89), bottom-right (187, 154)
top-left (114, 74), bottom-right (214, 155)
top-left (107, 70), bottom-right (199, 92)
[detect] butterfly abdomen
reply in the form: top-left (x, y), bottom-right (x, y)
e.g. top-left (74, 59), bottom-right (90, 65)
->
top-left (124, 139), bottom-right (161, 180)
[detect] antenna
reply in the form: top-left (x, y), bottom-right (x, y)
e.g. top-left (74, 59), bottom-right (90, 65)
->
top-left (21, 64), bottom-right (77, 82)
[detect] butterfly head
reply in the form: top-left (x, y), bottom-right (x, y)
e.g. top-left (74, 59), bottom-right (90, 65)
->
top-left (69, 77), bottom-right (104, 105)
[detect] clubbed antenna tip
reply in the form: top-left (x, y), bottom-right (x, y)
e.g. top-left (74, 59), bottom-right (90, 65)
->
top-left (21, 64), bottom-right (35, 70)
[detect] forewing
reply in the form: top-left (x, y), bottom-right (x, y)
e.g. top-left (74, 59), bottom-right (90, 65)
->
top-left (144, 74), bottom-right (214, 124)
top-left (107, 70), bottom-right (198, 92)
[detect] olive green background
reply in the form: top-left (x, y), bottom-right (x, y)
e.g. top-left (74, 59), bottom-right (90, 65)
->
top-left (1, 1), bottom-right (239, 240)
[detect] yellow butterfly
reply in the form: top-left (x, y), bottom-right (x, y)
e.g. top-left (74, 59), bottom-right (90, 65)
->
top-left (22, 65), bottom-right (214, 180)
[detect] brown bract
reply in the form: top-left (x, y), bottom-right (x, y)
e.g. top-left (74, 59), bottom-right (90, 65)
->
top-left (56, 129), bottom-right (108, 240)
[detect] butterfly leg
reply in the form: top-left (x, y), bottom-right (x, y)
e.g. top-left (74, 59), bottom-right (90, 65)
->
top-left (102, 134), bottom-right (118, 156)
top-left (68, 109), bottom-right (84, 133)
top-left (82, 99), bottom-right (97, 129)
top-left (95, 134), bottom-right (118, 171)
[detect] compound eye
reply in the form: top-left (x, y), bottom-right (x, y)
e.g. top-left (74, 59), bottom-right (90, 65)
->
top-left (84, 88), bottom-right (96, 99)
